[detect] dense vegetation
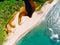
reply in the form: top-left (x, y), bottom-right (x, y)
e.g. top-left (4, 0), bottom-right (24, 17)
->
top-left (0, 0), bottom-right (48, 45)
top-left (0, 0), bottom-right (23, 45)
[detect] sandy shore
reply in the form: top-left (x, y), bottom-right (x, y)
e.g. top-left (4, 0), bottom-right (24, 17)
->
top-left (3, 0), bottom-right (58, 45)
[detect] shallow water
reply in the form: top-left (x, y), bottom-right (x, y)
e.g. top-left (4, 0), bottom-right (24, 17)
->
top-left (17, 22), bottom-right (52, 45)
top-left (17, 1), bottom-right (60, 45)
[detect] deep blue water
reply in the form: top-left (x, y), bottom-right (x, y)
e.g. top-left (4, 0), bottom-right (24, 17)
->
top-left (16, 1), bottom-right (60, 45)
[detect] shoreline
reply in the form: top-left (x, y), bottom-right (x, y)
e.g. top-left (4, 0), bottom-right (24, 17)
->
top-left (3, 0), bottom-right (58, 45)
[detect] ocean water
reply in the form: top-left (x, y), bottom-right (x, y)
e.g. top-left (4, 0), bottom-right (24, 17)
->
top-left (16, 1), bottom-right (60, 45)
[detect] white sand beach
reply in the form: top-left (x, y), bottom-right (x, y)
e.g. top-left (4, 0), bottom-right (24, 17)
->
top-left (3, 0), bottom-right (58, 45)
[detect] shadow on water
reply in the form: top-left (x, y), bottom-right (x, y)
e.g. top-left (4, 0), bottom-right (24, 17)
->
top-left (17, 1), bottom-right (60, 45)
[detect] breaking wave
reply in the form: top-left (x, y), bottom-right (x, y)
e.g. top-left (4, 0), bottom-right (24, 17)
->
top-left (45, 1), bottom-right (60, 42)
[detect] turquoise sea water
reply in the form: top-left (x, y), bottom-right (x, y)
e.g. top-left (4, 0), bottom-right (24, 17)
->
top-left (17, 1), bottom-right (60, 45)
top-left (16, 22), bottom-right (52, 45)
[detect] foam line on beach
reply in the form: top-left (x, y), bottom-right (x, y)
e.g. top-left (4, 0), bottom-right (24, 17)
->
top-left (3, 0), bottom-right (58, 45)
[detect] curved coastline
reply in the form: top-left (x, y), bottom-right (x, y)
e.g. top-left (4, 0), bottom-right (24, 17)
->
top-left (3, 0), bottom-right (58, 45)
